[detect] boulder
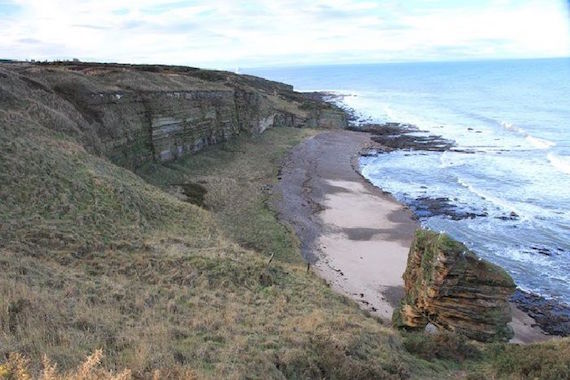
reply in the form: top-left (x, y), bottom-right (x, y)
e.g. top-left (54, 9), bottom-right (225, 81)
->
top-left (393, 229), bottom-right (516, 342)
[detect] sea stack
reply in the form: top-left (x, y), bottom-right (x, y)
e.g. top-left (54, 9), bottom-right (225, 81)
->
top-left (393, 229), bottom-right (516, 342)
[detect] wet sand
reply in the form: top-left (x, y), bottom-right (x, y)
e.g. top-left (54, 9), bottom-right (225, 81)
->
top-left (274, 129), bottom-right (555, 343)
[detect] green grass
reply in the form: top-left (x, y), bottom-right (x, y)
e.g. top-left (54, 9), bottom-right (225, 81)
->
top-left (137, 128), bottom-right (318, 264)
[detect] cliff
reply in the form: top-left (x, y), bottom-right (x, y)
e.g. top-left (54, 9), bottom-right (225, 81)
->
top-left (0, 61), bottom-right (346, 169)
top-left (393, 230), bottom-right (516, 342)
top-left (0, 60), bottom-right (347, 290)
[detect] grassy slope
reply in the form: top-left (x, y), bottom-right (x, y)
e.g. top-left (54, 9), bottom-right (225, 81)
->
top-left (136, 127), bottom-right (316, 264)
top-left (0, 116), bottom-right (432, 378)
top-left (1, 67), bottom-right (568, 378)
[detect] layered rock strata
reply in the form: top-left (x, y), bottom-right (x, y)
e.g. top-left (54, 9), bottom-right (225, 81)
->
top-left (393, 229), bottom-right (516, 342)
top-left (0, 62), bottom-right (346, 169)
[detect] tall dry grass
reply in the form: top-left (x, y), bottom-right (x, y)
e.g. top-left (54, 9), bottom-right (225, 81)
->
top-left (1, 350), bottom-right (135, 380)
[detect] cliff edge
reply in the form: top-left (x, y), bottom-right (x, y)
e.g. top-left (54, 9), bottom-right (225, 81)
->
top-left (0, 61), bottom-right (346, 169)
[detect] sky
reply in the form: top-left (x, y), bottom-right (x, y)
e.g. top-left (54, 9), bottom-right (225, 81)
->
top-left (0, 0), bottom-right (569, 69)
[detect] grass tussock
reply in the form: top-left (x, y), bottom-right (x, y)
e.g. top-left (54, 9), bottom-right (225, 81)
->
top-left (399, 331), bottom-right (570, 379)
top-left (402, 331), bottom-right (481, 363)
top-left (0, 350), bottom-right (133, 380)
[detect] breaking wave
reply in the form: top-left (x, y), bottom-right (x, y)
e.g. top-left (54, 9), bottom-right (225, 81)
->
top-left (548, 153), bottom-right (570, 175)
top-left (500, 121), bottom-right (555, 149)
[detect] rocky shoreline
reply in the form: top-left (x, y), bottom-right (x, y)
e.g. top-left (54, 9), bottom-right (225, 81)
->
top-left (355, 121), bottom-right (570, 337)
top-left (315, 92), bottom-right (570, 338)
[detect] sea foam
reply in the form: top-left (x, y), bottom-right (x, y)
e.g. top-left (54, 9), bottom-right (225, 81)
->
top-left (526, 135), bottom-right (556, 149)
top-left (548, 153), bottom-right (570, 175)
top-left (500, 121), bottom-right (555, 149)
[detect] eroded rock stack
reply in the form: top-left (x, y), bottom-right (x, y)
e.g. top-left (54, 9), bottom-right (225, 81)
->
top-left (393, 229), bottom-right (516, 342)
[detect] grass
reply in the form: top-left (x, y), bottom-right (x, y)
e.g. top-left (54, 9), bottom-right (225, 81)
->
top-left (402, 331), bottom-right (481, 364)
top-left (0, 350), bottom-right (133, 379)
top-left (0, 118), bottom-right (433, 378)
top-left (2, 70), bottom-right (569, 378)
top-left (484, 339), bottom-right (570, 380)
top-left (136, 128), bottom-right (319, 264)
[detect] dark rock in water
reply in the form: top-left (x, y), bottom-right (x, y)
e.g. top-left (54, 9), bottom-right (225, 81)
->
top-left (360, 150), bottom-right (381, 157)
top-left (510, 290), bottom-right (570, 336)
top-left (349, 122), bottom-right (455, 152)
top-left (495, 211), bottom-right (520, 221)
top-left (410, 197), bottom-right (487, 221)
top-left (370, 133), bottom-right (454, 152)
top-left (393, 230), bottom-right (516, 342)
top-left (530, 245), bottom-right (554, 256)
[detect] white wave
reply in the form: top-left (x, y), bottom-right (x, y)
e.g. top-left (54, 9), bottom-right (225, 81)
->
top-left (547, 153), bottom-right (570, 175)
top-left (526, 135), bottom-right (556, 149)
top-left (382, 104), bottom-right (397, 121)
top-left (500, 121), bottom-right (526, 134)
top-left (500, 121), bottom-right (555, 150)
top-left (455, 177), bottom-right (525, 219)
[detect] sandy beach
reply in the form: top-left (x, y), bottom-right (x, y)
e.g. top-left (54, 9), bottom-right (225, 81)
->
top-left (274, 129), bottom-right (556, 343)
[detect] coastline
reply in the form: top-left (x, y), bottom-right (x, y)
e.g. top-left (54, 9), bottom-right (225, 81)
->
top-left (273, 130), bottom-right (417, 320)
top-left (274, 128), bottom-right (559, 343)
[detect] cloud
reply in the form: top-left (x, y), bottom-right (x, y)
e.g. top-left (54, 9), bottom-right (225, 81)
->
top-left (72, 24), bottom-right (110, 30)
top-left (0, 0), bottom-right (568, 68)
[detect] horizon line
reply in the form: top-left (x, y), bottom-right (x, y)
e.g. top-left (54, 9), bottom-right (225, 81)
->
top-left (1, 55), bottom-right (568, 72)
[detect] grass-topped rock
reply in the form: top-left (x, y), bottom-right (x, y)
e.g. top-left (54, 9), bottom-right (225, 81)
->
top-left (393, 229), bottom-right (516, 342)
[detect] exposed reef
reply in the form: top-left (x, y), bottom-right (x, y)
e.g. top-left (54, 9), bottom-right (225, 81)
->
top-left (511, 290), bottom-right (570, 337)
top-left (348, 122), bottom-right (457, 152)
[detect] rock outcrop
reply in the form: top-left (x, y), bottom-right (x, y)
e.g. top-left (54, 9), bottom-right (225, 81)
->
top-left (0, 61), bottom-right (346, 169)
top-left (393, 229), bottom-right (516, 342)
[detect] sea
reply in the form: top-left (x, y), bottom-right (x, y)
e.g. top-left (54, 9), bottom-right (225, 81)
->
top-left (245, 58), bottom-right (570, 305)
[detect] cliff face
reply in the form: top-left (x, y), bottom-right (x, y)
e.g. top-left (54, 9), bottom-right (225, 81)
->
top-left (393, 230), bottom-right (516, 342)
top-left (0, 62), bottom-right (346, 169)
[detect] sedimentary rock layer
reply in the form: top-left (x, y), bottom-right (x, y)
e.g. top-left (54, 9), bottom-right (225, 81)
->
top-left (0, 62), bottom-right (346, 169)
top-left (393, 229), bottom-right (516, 342)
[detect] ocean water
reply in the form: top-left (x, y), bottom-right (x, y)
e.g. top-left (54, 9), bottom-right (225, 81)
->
top-left (246, 58), bottom-right (570, 304)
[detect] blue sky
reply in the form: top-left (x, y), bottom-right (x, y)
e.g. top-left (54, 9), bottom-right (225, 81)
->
top-left (0, 0), bottom-right (568, 68)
